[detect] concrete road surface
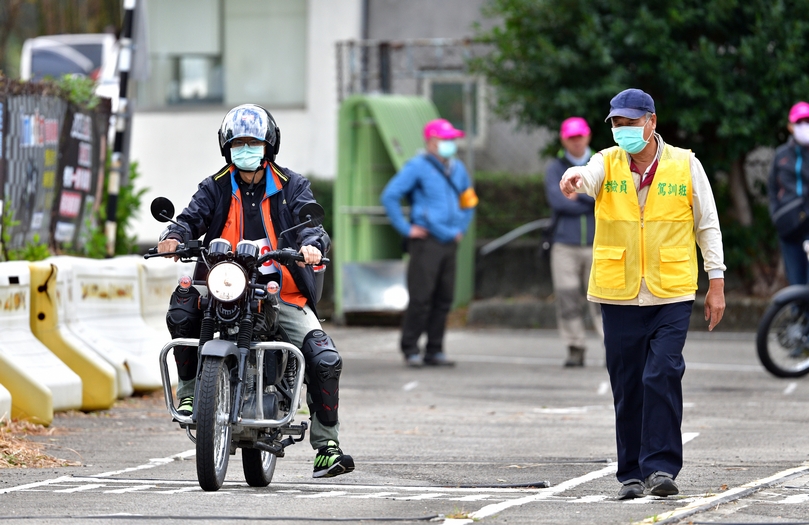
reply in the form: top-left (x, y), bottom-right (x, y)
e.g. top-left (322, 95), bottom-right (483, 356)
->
top-left (1, 325), bottom-right (808, 525)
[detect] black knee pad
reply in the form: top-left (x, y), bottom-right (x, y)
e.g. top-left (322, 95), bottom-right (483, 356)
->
top-left (166, 286), bottom-right (202, 381)
top-left (301, 329), bottom-right (341, 427)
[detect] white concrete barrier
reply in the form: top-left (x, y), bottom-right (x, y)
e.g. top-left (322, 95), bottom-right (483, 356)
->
top-left (0, 383), bottom-right (11, 422)
top-left (47, 257), bottom-right (134, 399)
top-left (0, 261), bottom-right (82, 423)
top-left (49, 256), bottom-right (176, 393)
top-left (138, 257), bottom-right (195, 334)
top-left (29, 262), bottom-right (118, 410)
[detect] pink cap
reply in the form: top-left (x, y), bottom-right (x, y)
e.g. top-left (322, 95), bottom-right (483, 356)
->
top-left (790, 102), bottom-right (809, 123)
top-left (560, 117), bottom-right (591, 139)
top-left (423, 118), bottom-right (465, 140)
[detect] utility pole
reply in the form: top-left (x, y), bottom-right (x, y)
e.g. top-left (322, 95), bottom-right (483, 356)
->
top-left (105, 0), bottom-right (136, 256)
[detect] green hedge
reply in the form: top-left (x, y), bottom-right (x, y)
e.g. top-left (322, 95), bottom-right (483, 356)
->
top-left (308, 172), bottom-right (550, 242)
top-left (473, 172), bottom-right (550, 239)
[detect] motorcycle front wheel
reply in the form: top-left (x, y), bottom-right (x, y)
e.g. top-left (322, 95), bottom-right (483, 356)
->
top-left (756, 298), bottom-right (809, 378)
top-left (196, 356), bottom-right (233, 491)
top-left (242, 448), bottom-right (277, 487)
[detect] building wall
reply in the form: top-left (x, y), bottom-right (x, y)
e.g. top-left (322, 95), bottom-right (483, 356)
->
top-left (366, 0), bottom-right (550, 176)
top-left (129, 0), bottom-right (363, 244)
top-left (366, 0), bottom-right (493, 39)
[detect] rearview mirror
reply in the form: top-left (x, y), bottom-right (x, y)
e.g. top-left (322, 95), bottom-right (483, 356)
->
top-left (150, 197), bottom-right (175, 223)
top-left (299, 203), bottom-right (325, 228)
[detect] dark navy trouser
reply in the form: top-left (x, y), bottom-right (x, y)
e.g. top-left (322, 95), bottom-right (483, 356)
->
top-left (601, 301), bottom-right (693, 483)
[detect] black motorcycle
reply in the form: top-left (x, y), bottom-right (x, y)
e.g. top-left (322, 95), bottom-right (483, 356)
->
top-left (756, 278), bottom-right (809, 378)
top-left (145, 197), bottom-right (327, 491)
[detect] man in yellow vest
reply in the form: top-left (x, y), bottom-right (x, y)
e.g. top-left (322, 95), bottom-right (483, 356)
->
top-left (560, 88), bottom-right (726, 499)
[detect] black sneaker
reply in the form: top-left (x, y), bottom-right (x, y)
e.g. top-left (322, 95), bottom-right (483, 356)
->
top-left (617, 479), bottom-right (644, 499)
top-left (645, 471), bottom-right (679, 497)
top-left (423, 352), bottom-right (455, 367)
top-left (313, 440), bottom-right (355, 478)
top-left (177, 396), bottom-right (193, 416)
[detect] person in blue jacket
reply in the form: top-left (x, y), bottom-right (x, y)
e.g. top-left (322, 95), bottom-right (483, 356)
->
top-left (544, 117), bottom-right (603, 367)
top-left (381, 118), bottom-right (478, 367)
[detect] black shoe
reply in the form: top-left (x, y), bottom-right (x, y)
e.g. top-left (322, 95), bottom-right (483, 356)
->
top-left (617, 479), bottom-right (644, 499)
top-left (313, 441), bottom-right (355, 478)
top-left (645, 471), bottom-right (679, 497)
top-left (564, 345), bottom-right (585, 367)
top-left (177, 396), bottom-right (193, 417)
top-left (404, 354), bottom-right (422, 368)
top-left (423, 352), bottom-right (455, 367)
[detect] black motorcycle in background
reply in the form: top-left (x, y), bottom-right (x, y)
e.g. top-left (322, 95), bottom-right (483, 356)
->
top-left (756, 242), bottom-right (809, 378)
top-left (145, 197), bottom-right (327, 491)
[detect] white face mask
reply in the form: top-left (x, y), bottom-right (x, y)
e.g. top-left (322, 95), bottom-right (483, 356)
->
top-left (794, 123), bottom-right (809, 146)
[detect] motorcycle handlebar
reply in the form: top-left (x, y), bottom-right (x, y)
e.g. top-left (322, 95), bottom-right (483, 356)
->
top-left (144, 245), bottom-right (329, 266)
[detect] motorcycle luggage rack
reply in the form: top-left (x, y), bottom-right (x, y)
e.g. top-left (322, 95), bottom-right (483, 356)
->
top-left (159, 338), bottom-right (306, 429)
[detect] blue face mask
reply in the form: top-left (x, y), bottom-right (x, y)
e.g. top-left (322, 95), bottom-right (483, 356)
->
top-left (611, 116), bottom-right (651, 154)
top-left (437, 140), bottom-right (458, 159)
top-left (231, 144), bottom-right (265, 171)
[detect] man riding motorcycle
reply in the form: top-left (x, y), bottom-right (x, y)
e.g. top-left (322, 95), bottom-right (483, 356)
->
top-left (156, 104), bottom-right (354, 478)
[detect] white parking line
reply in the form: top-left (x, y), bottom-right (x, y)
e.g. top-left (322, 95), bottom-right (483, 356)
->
top-left (465, 464), bottom-right (618, 521)
top-left (442, 432), bottom-right (701, 525)
top-left (105, 485), bottom-right (156, 494)
top-left (93, 449), bottom-right (195, 478)
top-left (403, 381), bottom-right (419, 391)
top-left (784, 382), bottom-right (797, 395)
top-left (54, 484), bottom-right (105, 493)
top-left (296, 490), bottom-right (348, 499)
top-left (631, 462), bottom-right (809, 525)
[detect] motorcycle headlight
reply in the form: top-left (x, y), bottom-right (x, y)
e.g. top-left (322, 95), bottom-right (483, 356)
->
top-left (207, 261), bottom-right (247, 302)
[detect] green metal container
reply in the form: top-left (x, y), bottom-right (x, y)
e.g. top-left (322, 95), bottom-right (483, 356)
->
top-left (334, 95), bottom-right (475, 322)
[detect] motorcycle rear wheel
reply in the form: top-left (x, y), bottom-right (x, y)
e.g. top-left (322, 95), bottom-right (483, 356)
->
top-left (242, 448), bottom-right (277, 487)
top-left (756, 298), bottom-right (809, 378)
top-left (196, 356), bottom-right (233, 491)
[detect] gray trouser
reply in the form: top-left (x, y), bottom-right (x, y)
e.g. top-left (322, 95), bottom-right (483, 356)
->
top-left (550, 243), bottom-right (604, 348)
top-left (176, 303), bottom-right (338, 450)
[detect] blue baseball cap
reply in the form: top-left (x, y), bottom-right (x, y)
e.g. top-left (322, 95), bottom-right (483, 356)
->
top-left (604, 88), bottom-right (656, 122)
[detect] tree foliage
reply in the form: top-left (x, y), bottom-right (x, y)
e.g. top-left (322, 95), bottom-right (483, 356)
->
top-left (473, 0), bottom-right (809, 185)
top-left (472, 0), bottom-right (809, 293)
top-left (0, 0), bottom-right (121, 78)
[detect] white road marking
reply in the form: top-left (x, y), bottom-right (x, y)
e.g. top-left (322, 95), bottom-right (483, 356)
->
top-left (104, 485), bottom-right (156, 494)
top-left (442, 432), bottom-right (702, 524)
top-left (464, 464), bottom-right (618, 521)
top-left (347, 491), bottom-right (398, 499)
top-left (93, 449), bottom-right (196, 478)
top-left (597, 382), bottom-right (610, 395)
top-left (403, 381), bottom-right (419, 391)
top-left (631, 462), bottom-right (809, 524)
top-left (0, 476), bottom-right (74, 494)
top-left (393, 493), bottom-right (448, 501)
top-left (296, 490), bottom-right (348, 499)
top-left (54, 484), bottom-right (105, 493)
top-left (778, 494), bottom-right (809, 504)
top-left (784, 382), bottom-right (797, 395)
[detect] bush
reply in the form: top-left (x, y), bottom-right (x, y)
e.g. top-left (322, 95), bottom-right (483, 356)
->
top-left (474, 171), bottom-right (550, 239)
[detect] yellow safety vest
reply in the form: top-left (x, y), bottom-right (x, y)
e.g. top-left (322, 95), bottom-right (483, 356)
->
top-left (588, 145), bottom-right (698, 300)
